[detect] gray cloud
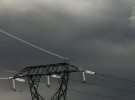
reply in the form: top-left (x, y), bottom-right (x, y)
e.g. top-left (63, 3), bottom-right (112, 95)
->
top-left (129, 6), bottom-right (135, 28)
top-left (1, 0), bottom-right (135, 100)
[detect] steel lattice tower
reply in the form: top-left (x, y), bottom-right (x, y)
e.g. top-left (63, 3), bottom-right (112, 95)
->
top-left (13, 62), bottom-right (80, 100)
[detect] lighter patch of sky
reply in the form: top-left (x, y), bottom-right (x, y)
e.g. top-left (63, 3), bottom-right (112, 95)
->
top-left (129, 6), bottom-right (135, 28)
top-left (0, 0), bottom-right (115, 17)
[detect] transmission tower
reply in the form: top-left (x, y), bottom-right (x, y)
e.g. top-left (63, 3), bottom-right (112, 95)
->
top-left (13, 62), bottom-right (80, 100)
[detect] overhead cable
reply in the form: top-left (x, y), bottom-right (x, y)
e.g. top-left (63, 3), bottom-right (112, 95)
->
top-left (96, 73), bottom-right (135, 83)
top-left (70, 79), bottom-right (135, 94)
top-left (39, 83), bottom-right (124, 100)
top-left (68, 89), bottom-right (124, 100)
top-left (0, 29), bottom-right (68, 60)
top-left (1, 69), bottom-right (135, 94)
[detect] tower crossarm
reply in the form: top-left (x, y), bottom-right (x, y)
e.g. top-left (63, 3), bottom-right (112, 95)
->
top-left (14, 63), bottom-right (79, 79)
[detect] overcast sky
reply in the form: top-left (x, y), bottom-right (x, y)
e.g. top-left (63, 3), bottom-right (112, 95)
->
top-left (0, 0), bottom-right (135, 100)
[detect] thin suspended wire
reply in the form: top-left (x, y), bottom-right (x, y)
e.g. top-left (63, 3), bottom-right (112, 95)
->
top-left (77, 66), bottom-right (135, 83)
top-left (7, 77), bottom-right (128, 100)
top-left (0, 29), bottom-right (68, 60)
top-left (35, 82), bottom-right (125, 100)
top-left (40, 84), bottom-right (124, 100)
top-left (96, 73), bottom-right (135, 83)
top-left (2, 68), bottom-right (135, 84)
top-left (1, 29), bottom-right (134, 85)
top-left (1, 69), bottom-right (135, 84)
top-left (89, 82), bottom-right (135, 94)
top-left (0, 73), bottom-right (129, 100)
top-left (2, 69), bottom-right (135, 94)
top-left (0, 69), bottom-right (18, 74)
top-left (68, 89), bottom-right (124, 100)
top-left (0, 78), bottom-right (9, 79)
top-left (70, 79), bottom-right (135, 94)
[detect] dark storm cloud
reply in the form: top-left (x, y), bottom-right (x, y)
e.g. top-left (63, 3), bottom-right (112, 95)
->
top-left (1, 0), bottom-right (135, 100)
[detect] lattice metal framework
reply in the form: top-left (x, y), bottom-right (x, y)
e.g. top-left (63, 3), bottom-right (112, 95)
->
top-left (14, 62), bottom-right (80, 100)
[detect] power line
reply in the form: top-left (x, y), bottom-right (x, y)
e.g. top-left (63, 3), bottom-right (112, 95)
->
top-left (1, 69), bottom-right (135, 94)
top-left (0, 29), bottom-right (134, 83)
top-left (0, 70), bottom-right (135, 93)
top-left (32, 83), bottom-right (124, 100)
top-left (70, 79), bottom-right (135, 94)
top-left (0, 77), bottom-right (126, 100)
top-left (0, 69), bottom-right (18, 74)
top-left (39, 83), bottom-right (124, 100)
top-left (1, 69), bottom-right (135, 83)
top-left (2, 69), bottom-right (135, 83)
top-left (0, 72), bottom-right (131, 100)
top-left (68, 89), bottom-right (124, 100)
top-left (0, 29), bottom-right (68, 60)
top-left (0, 29), bottom-right (132, 100)
top-left (89, 82), bottom-right (135, 94)
top-left (96, 73), bottom-right (135, 83)
top-left (48, 86), bottom-right (124, 100)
